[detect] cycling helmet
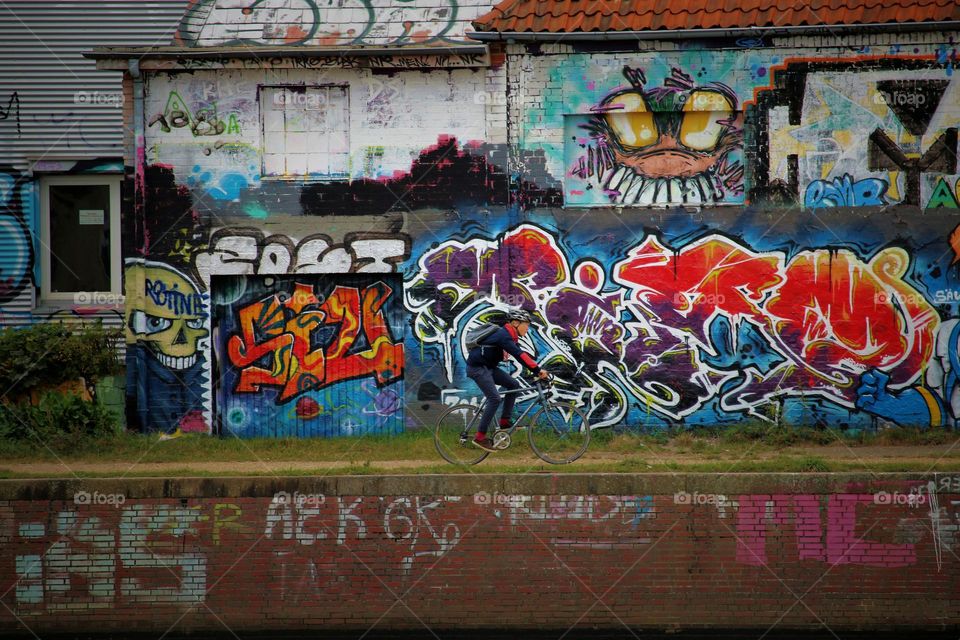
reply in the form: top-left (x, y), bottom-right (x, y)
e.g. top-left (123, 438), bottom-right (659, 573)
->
top-left (506, 308), bottom-right (533, 323)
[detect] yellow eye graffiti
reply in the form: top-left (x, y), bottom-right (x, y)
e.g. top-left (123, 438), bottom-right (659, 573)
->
top-left (680, 90), bottom-right (735, 152)
top-left (604, 92), bottom-right (659, 150)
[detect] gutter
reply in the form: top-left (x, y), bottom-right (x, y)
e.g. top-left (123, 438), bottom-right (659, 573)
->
top-left (85, 44), bottom-right (489, 60)
top-left (467, 21), bottom-right (960, 42)
top-left (128, 58), bottom-right (144, 273)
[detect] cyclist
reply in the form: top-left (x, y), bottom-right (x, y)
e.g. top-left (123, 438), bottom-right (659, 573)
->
top-left (466, 308), bottom-right (549, 451)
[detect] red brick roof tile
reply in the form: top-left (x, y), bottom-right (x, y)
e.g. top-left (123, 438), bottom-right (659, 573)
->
top-left (472, 0), bottom-right (960, 33)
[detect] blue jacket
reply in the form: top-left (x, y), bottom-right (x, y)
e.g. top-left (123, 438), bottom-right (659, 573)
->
top-left (466, 325), bottom-right (541, 373)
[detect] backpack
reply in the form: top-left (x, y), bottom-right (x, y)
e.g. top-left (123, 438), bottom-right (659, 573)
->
top-left (464, 322), bottom-right (500, 350)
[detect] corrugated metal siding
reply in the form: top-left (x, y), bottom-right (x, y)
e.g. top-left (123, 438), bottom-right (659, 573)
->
top-left (0, 0), bottom-right (188, 171)
top-left (0, 2), bottom-right (184, 326)
top-left (213, 274), bottom-right (406, 438)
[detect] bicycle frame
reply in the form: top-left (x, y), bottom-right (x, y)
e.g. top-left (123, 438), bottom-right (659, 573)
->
top-left (457, 378), bottom-right (552, 438)
top-left (436, 367), bottom-right (591, 465)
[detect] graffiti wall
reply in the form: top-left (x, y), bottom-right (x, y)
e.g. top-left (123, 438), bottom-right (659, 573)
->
top-left (129, 50), bottom-right (505, 434)
top-left (124, 260), bottom-right (210, 434)
top-left (534, 45), bottom-right (960, 209)
top-left (176, 0), bottom-right (495, 48)
top-left (212, 274), bottom-right (405, 437)
top-left (1, 476), bottom-right (958, 632)
top-left (404, 207), bottom-right (960, 430)
top-left (143, 68), bottom-right (491, 218)
top-left (0, 165), bottom-right (35, 319)
top-left (755, 57), bottom-right (959, 208)
top-left (129, 35), bottom-right (960, 433)
top-left (420, 40), bottom-right (958, 430)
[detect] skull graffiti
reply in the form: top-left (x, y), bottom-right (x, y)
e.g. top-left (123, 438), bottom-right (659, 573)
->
top-left (124, 262), bottom-right (208, 370)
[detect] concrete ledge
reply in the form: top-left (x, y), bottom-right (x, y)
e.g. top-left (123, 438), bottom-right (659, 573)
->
top-left (0, 472), bottom-right (949, 500)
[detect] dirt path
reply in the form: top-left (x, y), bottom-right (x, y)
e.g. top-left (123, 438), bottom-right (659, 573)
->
top-left (1, 444), bottom-right (957, 477)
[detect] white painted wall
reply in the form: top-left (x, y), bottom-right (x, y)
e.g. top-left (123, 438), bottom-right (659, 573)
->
top-left (145, 67), bottom-right (492, 188)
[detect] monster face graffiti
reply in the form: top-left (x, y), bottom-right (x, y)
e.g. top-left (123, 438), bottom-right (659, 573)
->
top-left (572, 67), bottom-right (744, 206)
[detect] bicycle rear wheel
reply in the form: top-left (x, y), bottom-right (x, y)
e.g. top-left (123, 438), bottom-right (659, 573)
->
top-left (527, 401), bottom-right (590, 464)
top-left (435, 404), bottom-right (490, 465)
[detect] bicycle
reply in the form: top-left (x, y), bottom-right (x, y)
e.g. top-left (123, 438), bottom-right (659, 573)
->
top-left (434, 374), bottom-right (591, 465)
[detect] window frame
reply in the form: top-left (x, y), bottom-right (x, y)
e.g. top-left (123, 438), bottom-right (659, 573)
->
top-left (39, 174), bottom-right (122, 302)
top-left (258, 84), bottom-right (351, 181)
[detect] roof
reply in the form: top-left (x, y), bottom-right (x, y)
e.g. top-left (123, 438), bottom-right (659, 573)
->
top-left (175, 0), bottom-right (495, 48)
top-left (472, 0), bottom-right (960, 34)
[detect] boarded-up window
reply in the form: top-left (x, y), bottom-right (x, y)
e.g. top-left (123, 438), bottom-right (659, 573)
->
top-left (40, 175), bottom-right (122, 300)
top-left (260, 86), bottom-right (349, 179)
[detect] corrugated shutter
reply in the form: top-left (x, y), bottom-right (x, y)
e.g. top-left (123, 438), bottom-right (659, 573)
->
top-left (213, 274), bottom-right (406, 438)
top-left (0, 0), bottom-right (188, 171)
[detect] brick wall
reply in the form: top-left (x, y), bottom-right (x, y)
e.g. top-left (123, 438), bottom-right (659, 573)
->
top-left (1, 474), bottom-right (957, 635)
top-left (121, 31), bottom-right (960, 438)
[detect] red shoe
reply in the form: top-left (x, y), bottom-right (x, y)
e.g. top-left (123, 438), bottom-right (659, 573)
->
top-left (472, 435), bottom-right (496, 452)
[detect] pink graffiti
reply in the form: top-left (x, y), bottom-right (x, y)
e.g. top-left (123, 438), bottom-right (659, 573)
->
top-left (736, 494), bottom-right (917, 567)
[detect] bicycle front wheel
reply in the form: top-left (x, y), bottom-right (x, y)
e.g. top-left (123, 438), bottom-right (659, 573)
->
top-left (435, 404), bottom-right (490, 466)
top-left (528, 401), bottom-right (591, 464)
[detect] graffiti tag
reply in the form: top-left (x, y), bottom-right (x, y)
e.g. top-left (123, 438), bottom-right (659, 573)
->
top-left (227, 281), bottom-right (403, 402)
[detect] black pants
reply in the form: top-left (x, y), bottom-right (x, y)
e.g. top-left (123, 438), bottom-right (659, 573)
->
top-left (466, 364), bottom-right (519, 435)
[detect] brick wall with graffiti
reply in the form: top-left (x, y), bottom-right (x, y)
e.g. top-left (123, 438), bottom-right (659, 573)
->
top-left (407, 37), bottom-right (960, 432)
top-left (521, 41), bottom-right (960, 209)
top-left (126, 56), bottom-right (513, 433)
top-left (0, 475), bottom-right (957, 633)
top-left (127, 34), bottom-right (960, 434)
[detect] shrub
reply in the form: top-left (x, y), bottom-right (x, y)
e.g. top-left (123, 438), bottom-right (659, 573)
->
top-left (0, 393), bottom-right (117, 448)
top-left (0, 322), bottom-right (122, 400)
